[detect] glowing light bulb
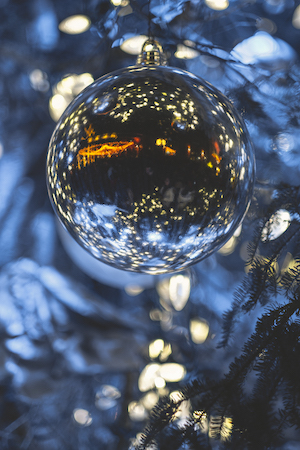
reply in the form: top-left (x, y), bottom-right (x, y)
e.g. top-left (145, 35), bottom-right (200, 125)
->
top-left (111, 0), bottom-right (129, 5)
top-left (175, 44), bottom-right (199, 60)
top-left (73, 409), bottom-right (93, 426)
top-left (159, 363), bottom-right (186, 382)
top-left (293, 5), bottom-right (300, 29)
top-left (205, 0), bottom-right (229, 10)
top-left (120, 35), bottom-right (148, 55)
top-left (149, 339), bottom-right (165, 359)
top-left (169, 274), bottom-right (191, 311)
top-left (190, 318), bottom-right (209, 344)
top-left (49, 73), bottom-right (94, 121)
top-left (59, 15), bottom-right (91, 35)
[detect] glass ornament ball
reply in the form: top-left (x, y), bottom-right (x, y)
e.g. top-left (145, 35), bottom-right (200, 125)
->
top-left (47, 59), bottom-right (255, 274)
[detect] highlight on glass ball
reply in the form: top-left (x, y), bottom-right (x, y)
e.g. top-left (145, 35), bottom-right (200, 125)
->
top-left (47, 42), bottom-right (255, 274)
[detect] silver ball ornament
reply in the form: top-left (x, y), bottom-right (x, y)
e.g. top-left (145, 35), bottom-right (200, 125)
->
top-left (47, 40), bottom-right (255, 274)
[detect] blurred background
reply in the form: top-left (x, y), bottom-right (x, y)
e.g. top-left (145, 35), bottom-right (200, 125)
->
top-left (1, 0), bottom-right (300, 448)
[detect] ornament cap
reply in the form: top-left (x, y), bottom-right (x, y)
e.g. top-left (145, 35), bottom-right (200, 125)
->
top-left (136, 38), bottom-right (167, 66)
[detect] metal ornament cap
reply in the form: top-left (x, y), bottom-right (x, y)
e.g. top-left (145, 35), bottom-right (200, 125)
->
top-left (136, 38), bottom-right (168, 66)
top-left (46, 41), bottom-right (255, 274)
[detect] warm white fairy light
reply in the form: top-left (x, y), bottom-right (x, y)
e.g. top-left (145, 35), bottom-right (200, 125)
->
top-left (205, 0), bottom-right (229, 11)
top-left (120, 35), bottom-right (148, 55)
top-left (292, 5), bottom-right (300, 29)
top-left (190, 318), bottom-right (209, 344)
top-left (49, 73), bottom-right (94, 121)
top-left (111, 0), bottom-right (129, 5)
top-left (169, 274), bottom-right (191, 311)
top-left (175, 44), bottom-right (199, 60)
top-left (59, 15), bottom-right (91, 35)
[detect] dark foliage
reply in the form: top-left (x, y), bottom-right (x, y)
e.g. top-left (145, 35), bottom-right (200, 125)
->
top-left (136, 184), bottom-right (300, 449)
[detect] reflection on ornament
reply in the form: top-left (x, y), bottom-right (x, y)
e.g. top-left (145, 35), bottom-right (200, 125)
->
top-left (47, 39), bottom-right (255, 274)
top-left (57, 220), bottom-right (156, 288)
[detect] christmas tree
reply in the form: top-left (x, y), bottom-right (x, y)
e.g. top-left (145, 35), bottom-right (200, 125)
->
top-left (0, 0), bottom-right (300, 448)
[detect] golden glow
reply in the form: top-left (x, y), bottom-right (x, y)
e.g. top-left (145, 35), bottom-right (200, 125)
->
top-left (111, 0), bottom-right (129, 5)
top-left (155, 138), bottom-right (176, 155)
top-left (221, 417), bottom-right (233, 441)
top-left (59, 15), bottom-right (91, 35)
top-left (76, 126), bottom-right (140, 168)
top-left (164, 146), bottom-right (176, 156)
top-left (190, 318), bottom-right (209, 344)
top-left (149, 339), bottom-right (172, 361)
top-left (138, 363), bottom-right (186, 392)
top-left (56, 73), bottom-right (94, 97)
top-left (156, 138), bottom-right (167, 146)
top-left (205, 0), bottom-right (229, 10)
top-left (138, 364), bottom-right (161, 392)
top-left (78, 141), bottom-right (136, 162)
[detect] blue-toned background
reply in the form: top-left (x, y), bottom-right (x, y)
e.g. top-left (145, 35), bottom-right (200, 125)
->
top-left (1, 0), bottom-right (300, 448)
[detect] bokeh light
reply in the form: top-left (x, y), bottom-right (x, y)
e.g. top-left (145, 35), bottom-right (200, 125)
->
top-left (59, 15), bottom-right (91, 35)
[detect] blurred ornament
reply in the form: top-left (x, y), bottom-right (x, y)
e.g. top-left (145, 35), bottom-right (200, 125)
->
top-left (47, 39), bottom-right (255, 274)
